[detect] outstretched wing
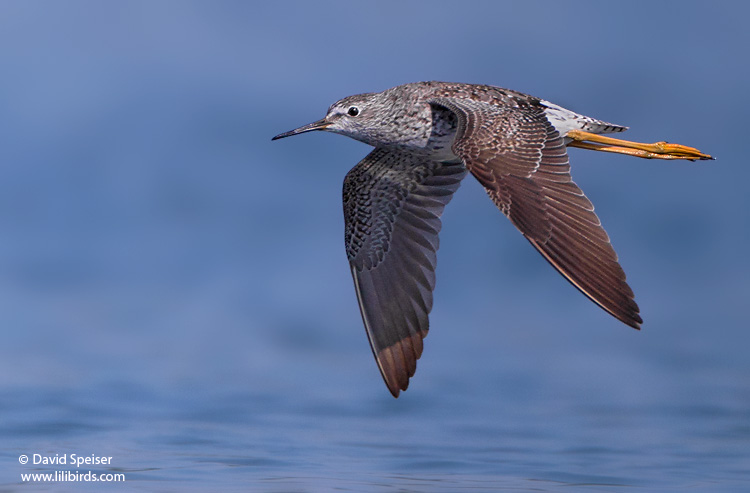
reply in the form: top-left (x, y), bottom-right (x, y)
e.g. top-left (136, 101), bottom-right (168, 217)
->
top-left (344, 147), bottom-right (467, 397)
top-left (429, 97), bottom-right (642, 329)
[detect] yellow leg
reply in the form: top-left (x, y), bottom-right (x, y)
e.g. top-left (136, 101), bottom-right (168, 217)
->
top-left (567, 129), bottom-right (713, 161)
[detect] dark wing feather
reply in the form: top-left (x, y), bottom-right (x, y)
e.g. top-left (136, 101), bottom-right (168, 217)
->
top-left (344, 148), bottom-right (466, 397)
top-left (429, 97), bottom-right (642, 329)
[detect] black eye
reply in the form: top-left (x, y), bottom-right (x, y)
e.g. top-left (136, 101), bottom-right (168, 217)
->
top-left (347, 106), bottom-right (359, 116)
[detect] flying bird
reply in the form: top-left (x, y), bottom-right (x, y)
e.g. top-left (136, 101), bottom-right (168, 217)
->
top-left (273, 81), bottom-right (712, 397)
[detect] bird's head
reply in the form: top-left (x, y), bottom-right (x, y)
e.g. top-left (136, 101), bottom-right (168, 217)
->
top-left (272, 92), bottom-right (382, 144)
top-left (273, 89), bottom-right (430, 148)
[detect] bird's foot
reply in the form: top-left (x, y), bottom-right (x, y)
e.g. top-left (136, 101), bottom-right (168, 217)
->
top-left (566, 129), bottom-right (714, 161)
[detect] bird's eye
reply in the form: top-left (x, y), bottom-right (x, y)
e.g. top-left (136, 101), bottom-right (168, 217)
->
top-left (347, 106), bottom-right (359, 117)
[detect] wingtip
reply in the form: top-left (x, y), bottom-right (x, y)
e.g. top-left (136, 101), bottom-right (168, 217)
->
top-left (622, 313), bottom-right (643, 330)
top-left (376, 341), bottom-right (420, 398)
top-left (383, 372), bottom-right (406, 398)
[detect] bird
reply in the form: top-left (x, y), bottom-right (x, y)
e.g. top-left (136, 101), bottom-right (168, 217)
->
top-left (272, 81), bottom-right (712, 397)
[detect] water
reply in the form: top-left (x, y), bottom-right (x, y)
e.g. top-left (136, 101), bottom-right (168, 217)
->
top-left (1, 2), bottom-right (749, 491)
top-left (3, 356), bottom-right (748, 491)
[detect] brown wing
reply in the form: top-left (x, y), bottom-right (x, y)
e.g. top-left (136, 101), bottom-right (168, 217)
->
top-left (429, 97), bottom-right (642, 329)
top-left (343, 148), bottom-right (467, 397)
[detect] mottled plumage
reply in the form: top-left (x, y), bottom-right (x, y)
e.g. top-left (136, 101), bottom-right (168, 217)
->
top-left (273, 81), bottom-right (712, 397)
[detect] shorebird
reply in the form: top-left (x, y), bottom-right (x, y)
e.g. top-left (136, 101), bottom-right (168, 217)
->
top-left (273, 81), bottom-right (712, 397)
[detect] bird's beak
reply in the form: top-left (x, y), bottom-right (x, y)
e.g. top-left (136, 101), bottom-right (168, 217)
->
top-left (272, 118), bottom-right (330, 140)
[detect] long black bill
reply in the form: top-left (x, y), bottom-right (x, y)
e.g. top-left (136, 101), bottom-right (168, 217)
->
top-left (272, 119), bottom-right (330, 140)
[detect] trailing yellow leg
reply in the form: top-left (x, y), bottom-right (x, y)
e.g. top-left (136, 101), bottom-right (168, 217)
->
top-left (567, 129), bottom-right (713, 161)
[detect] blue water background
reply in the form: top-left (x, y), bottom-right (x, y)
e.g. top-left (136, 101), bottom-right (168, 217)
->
top-left (0, 2), bottom-right (748, 491)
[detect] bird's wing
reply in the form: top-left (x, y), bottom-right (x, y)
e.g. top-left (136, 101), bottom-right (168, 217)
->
top-left (344, 147), bottom-right (467, 397)
top-left (429, 97), bottom-right (642, 329)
